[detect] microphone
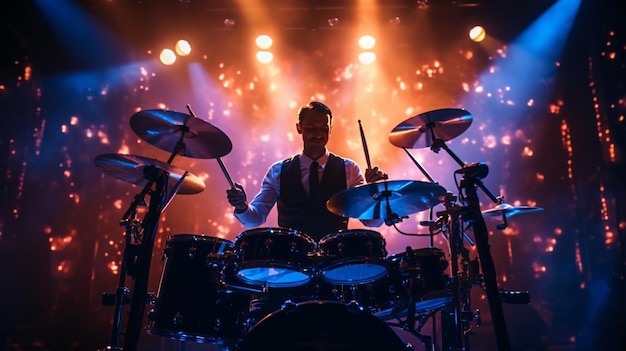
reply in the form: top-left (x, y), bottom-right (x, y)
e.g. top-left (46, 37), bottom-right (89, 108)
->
top-left (455, 162), bottom-right (489, 179)
top-left (419, 218), bottom-right (442, 230)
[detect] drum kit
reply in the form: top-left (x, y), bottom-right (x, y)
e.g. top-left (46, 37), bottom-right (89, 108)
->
top-left (96, 105), bottom-right (542, 351)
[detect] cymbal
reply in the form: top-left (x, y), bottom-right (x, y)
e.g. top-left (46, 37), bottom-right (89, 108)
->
top-left (326, 180), bottom-right (447, 220)
top-left (94, 153), bottom-right (205, 194)
top-left (130, 109), bottom-right (232, 159)
top-left (482, 203), bottom-right (543, 218)
top-left (389, 108), bottom-right (473, 149)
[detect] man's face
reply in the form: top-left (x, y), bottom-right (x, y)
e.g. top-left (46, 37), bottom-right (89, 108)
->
top-left (297, 109), bottom-right (331, 149)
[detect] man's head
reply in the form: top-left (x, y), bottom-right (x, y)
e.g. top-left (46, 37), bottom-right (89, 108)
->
top-left (296, 101), bottom-right (332, 158)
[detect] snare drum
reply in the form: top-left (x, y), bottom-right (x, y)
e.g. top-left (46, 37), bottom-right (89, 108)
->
top-left (147, 234), bottom-right (251, 345)
top-left (234, 227), bottom-right (317, 288)
top-left (318, 229), bottom-right (388, 285)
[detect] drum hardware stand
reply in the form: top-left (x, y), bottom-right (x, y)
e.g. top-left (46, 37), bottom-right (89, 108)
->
top-left (436, 192), bottom-right (470, 351)
top-left (429, 135), bottom-right (511, 351)
top-left (100, 159), bottom-right (188, 351)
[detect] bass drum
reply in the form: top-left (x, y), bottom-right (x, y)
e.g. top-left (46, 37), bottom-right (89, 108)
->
top-left (238, 301), bottom-right (414, 351)
top-left (147, 234), bottom-right (251, 345)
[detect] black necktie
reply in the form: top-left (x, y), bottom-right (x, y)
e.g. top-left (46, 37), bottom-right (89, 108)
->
top-left (309, 161), bottom-right (319, 196)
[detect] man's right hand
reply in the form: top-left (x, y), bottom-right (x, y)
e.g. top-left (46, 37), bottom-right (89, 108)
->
top-left (227, 183), bottom-right (248, 213)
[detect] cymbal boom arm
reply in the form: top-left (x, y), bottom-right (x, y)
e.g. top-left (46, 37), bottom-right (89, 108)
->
top-left (401, 146), bottom-right (436, 183)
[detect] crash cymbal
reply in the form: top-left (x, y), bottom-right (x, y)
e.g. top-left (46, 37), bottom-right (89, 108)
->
top-left (327, 180), bottom-right (447, 220)
top-left (130, 109), bottom-right (232, 159)
top-left (482, 203), bottom-right (543, 218)
top-left (94, 153), bottom-right (205, 194)
top-left (389, 108), bottom-right (473, 149)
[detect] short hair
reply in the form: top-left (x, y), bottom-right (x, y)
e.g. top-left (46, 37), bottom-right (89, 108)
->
top-left (297, 101), bottom-right (333, 124)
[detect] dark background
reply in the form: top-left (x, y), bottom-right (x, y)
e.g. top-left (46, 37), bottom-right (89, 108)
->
top-left (1, 0), bottom-right (625, 350)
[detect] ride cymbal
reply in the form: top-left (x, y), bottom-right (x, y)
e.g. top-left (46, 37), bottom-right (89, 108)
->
top-left (130, 109), bottom-right (232, 159)
top-left (94, 153), bottom-right (205, 194)
top-left (326, 180), bottom-right (447, 220)
top-left (482, 203), bottom-right (543, 218)
top-left (389, 108), bottom-right (473, 149)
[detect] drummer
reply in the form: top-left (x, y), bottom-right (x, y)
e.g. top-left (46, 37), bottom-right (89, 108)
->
top-left (226, 101), bottom-right (385, 241)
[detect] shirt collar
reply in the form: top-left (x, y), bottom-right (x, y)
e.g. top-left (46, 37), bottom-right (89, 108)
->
top-left (300, 151), bottom-right (330, 169)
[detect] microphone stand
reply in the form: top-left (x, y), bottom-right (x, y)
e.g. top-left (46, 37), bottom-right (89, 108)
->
top-left (430, 137), bottom-right (511, 351)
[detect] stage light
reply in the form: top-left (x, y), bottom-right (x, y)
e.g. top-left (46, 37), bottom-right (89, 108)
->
top-left (358, 35), bottom-right (376, 50)
top-left (159, 48), bottom-right (176, 65)
top-left (358, 51), bottom-right (376, 65)
top-left (255, 35), bottom-right (273, 50)
top-left (469, 25), bottom-right (486, 42)
top-left (256, 51), bottom-right (274, 64)
top-left (224, 18), bottom-right (236, 27)
top-left (175, 40), bottom-right (191, 56)
top-left (328, 17), bottom-right (339, 27)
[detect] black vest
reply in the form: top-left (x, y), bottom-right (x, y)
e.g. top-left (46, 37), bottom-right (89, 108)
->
top-left (277, 154), bottom-right (349, 241)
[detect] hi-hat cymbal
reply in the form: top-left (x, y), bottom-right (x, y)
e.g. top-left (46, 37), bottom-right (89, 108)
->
top-left (94, 153), bottom-right (205, 194)
top-left (130, 109), bottom-right (232, 159)
top-left (389, 108), bottom-right (473, 149)
top-left (326, 180), bottom-right (447, 220)
top-left (482, 203), bottom-right (543, 218)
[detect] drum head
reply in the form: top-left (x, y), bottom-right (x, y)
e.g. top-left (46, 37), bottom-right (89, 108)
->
top-left (238, 301), bottom-right (413, 351)
top-left (322, 261), bottom-right (388, 285)
top-left (236, 265), bottom-right (312, 287)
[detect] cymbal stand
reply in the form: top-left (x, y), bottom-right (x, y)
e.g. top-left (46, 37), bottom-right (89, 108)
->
top-left (436, 193), bottom-right (467, 351)
top-left (101, 167), bottom-right (170, 351)
top-left (430, 137), bottom-right (510, 351)
top-left (396, 147), bottom-right (448, 350)
top-left (400, 146), bottom-right (440, 247)
top-left (101, 149), bottom-right (194, 351)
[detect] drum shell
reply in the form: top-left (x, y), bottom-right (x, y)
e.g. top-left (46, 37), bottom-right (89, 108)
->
top-left (318, 229), bottom-right (388, 284)
top-left (373, 247), bottom-right (452, 320)
top-left (233, 227), bottom-right (317, 287)
top-left (238, 301), bottom-right (413, 351)
top-left (147, 234), bottom-right (250, 344)
top-left (387, 247), bottom-right (449, 293)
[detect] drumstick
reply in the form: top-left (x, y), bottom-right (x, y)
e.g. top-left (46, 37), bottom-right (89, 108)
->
top-left (216, 157), bottom-right (236, 189)
top-left (358, 120), bottom-right (372, 170)
top-left (185, 104), bottom-right (236, 189)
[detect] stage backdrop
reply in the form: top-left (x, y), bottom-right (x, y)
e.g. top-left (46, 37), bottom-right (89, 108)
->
top-left (1, 0), bottom-right (624, 350)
